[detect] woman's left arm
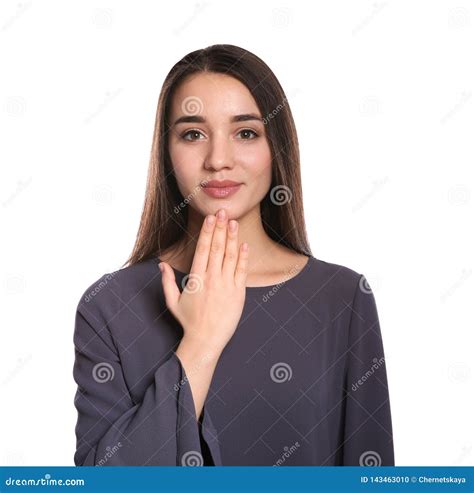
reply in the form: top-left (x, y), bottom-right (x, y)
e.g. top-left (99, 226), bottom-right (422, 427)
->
top-left (341, 274), bottom-right (395, 466)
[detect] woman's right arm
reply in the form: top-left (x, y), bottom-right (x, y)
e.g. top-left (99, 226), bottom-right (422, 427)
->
top-left (161, 209), bottom-right (249, 421)
top-left (74, 210), bottom-right (249, 466)
top-left (73, 306), bottom-right (210, 466)
top-left (174, 337), bottom-right (221, 423)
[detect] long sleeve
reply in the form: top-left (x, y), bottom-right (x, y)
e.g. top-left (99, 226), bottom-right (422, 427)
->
top-left (341, 274), bottom-right (395, 466)
top-left (73, 304), bottom-right (218, 466)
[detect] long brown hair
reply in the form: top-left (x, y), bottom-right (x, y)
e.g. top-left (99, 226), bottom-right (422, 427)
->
top-left (122, 44), bottom-right (312, 268)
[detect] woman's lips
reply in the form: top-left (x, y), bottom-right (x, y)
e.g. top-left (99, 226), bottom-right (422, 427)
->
top-left (202, 184), bottom-right (242, 198)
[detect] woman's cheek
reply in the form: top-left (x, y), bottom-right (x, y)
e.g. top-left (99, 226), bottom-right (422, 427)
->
top-left (240, 141), bottom-right (269, 165)
top-left (171, 146), bottom-right (200, 179)
top-left (243, 153), bottom-right (272, 189)
top-left (170, 162), bottom-right (195, 199)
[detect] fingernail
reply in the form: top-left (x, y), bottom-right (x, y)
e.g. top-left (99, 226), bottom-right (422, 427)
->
top-left (217, 209), bottom-right (226, 220)
top-left (229, 220), bottom-right (237, 232)
top-left (207, 215), bottom-right (216, 225)
top-left (158, 263), bottom-right (164, 272)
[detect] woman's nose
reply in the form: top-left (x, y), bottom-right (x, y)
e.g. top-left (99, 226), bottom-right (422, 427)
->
top-left (204, 136), bottom-right (233, 170)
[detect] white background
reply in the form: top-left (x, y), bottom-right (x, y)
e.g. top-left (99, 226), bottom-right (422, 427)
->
top-left (1, 0), bottom-right (473, 466)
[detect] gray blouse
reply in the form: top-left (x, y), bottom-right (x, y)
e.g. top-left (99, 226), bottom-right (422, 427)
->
top-left (73, 255), bottom-right (394, 466)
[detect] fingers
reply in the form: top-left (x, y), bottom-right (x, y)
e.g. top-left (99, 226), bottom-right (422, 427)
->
top-left (190, 214), bottom-right (217, 275)
top-left (222, 218), bottom-right (239, 278)
top-left (234, 242), bottom-right (249, 288)
top-left (207, 209), bottom-right (228, 274)
top-left (189, 209), bottom-right (247, 286)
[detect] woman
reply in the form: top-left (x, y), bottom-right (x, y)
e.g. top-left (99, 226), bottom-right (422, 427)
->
top-left (73, 44), bottom-right (394, 466)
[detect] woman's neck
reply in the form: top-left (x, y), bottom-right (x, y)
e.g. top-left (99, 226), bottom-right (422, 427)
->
top-left (162, 205), bottom-right (290, 275)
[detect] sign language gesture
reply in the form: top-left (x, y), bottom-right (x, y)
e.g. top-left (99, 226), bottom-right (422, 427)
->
top-left (159, 208), bottom-right (249, 354)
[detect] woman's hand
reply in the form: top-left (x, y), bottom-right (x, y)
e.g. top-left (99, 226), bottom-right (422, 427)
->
top-left (159, 208), bottom-right (249, 355)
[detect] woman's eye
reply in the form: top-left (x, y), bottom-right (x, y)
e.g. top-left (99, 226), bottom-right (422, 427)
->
top-left (237, 129), bottom-right (258, 140)
top-left (181, 129), bottom-right (258, 141)
top-left (181, 130), bottom-right (204, 141)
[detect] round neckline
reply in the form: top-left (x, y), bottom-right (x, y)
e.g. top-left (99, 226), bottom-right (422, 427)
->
top-left (155, 254), bottom-right (314, 292)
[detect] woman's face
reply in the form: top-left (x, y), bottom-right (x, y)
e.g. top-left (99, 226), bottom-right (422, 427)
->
top-left (168, 72), bottom-right (272, 221)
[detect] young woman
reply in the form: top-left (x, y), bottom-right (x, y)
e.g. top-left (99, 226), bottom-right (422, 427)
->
top-left (73, 44), bottom-right (394, 467)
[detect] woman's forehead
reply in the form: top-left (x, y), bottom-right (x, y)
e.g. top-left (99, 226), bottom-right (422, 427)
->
top-left (170, 72), bottom-right (260, 120)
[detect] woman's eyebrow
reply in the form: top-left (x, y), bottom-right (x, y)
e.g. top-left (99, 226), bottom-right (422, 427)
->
top-left (173, 113), bottom-right (263, 126)
top-left (231, 113), bottom-right (263, 123)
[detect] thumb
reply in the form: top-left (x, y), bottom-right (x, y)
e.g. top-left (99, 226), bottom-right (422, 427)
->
top-left (159, 262), bottom-right (181, 315)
